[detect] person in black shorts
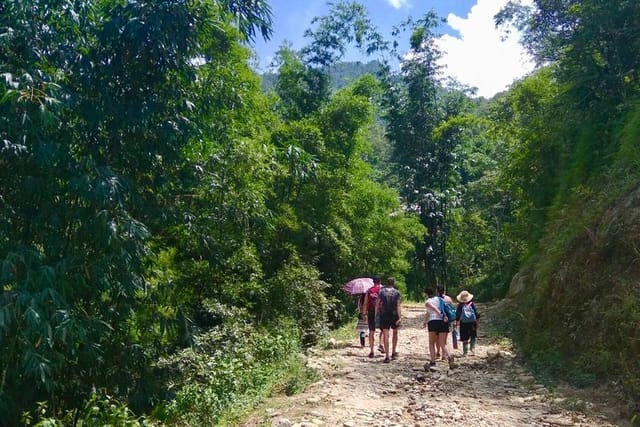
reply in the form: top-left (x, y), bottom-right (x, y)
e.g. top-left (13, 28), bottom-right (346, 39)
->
top-left (376, 277), bottom-right (401, 363)
top-left (424, 287), bottom-right (450, 369)
top-left (363, 276), bottom-right (382, 358)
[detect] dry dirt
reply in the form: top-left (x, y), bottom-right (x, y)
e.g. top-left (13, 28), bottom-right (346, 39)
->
top-left (241, 302), bottom-right (631, 427)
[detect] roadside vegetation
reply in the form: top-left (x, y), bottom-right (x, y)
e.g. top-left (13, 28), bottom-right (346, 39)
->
top-left (1, 0), bottom-right (639, 424)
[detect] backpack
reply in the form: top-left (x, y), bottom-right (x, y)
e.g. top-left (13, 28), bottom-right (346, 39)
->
top-left (460, 302), bottom-right (477, 323)
top-left (439, 297), bottom-right (457, 322)
top-left (366, 286), bottom-right (380, 312)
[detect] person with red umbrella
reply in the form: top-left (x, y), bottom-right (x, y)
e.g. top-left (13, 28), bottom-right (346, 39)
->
top-left (363, 276), bottom-right (383, 358)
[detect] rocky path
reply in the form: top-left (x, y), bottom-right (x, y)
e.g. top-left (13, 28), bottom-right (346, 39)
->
top-left (243, 302), bottom-right (625, 427)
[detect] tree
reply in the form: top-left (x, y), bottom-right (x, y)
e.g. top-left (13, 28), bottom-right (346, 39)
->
top-left (0, 0), bottom-right (273, 421)
top-left (496, 0), bottom-right (640, 112)
top-left (381, 12), bottom-right (468, 292)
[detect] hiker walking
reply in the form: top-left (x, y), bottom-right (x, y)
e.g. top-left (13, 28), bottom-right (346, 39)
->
top-left (454, 290), bottom-right (480, 356)
top-left (363, 276), bottom-right (383, 358)
top-left (437, 285), bottom-right (455, 360)
top-left (424, 287), bottom-right (451, 369)
top-left (376, 277), bottom-right (401, 363)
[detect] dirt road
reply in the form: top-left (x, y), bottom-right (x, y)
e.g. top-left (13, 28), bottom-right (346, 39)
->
top-left (243, 302), bottom-right (626, 426)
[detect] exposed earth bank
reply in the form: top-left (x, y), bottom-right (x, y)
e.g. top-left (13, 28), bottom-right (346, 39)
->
top-left (242, 302), bottom-right (630, 427)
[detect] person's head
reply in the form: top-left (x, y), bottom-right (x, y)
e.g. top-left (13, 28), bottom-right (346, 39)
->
top-left (437, 285), bottom-right (445, 296)
top-left (424, 287), bottom-right (435, 297)
top-left (456, 290), bottom-right (474, 303)
top-left (387, 277), bottom-right (396, 288)
top-left (372, 275), bottom-right (381, 285)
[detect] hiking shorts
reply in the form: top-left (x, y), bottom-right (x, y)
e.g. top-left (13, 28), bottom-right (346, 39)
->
top-left (459, 321), bottom-right (477, 341)
top-left (367, 309), bottom-right (377, 331)
top-left (378, 313), bottom-right (399, 330)
top-left (428, 319), bottom-right (449, 333)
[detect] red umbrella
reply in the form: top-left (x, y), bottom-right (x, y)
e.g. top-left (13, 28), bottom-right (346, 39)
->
top-left (343, 277), bottom-right (374, 295)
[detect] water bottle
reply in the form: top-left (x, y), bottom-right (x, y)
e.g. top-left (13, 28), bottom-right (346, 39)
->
top-left (360, 331), bottom-right (366, 347)
top-left (452, 327), bottom-right (459, 349)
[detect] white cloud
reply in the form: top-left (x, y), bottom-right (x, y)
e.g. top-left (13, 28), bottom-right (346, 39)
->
top-left (385, 0), bottom-right (410, 10)
top-left (435, 0), bottom-right (535, 98)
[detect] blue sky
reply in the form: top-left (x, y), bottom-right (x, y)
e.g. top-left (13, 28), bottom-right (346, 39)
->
top-left (252, 0), bottom-right (535, 98)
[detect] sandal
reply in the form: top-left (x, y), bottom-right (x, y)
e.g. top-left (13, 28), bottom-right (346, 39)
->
top-left (383, 357), bottom-right (390, 363)
top-left (378, 345), bottom-right (384, 353)
top-left (368, 351), bottom-right (374, 358)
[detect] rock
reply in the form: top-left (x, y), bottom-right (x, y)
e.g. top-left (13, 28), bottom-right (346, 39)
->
top-left (274, 418), bottom-right (293, 427)
top-left (486, 349), bottom-right (501, 361)
top-left (540, 415), bottom-right (575, 426)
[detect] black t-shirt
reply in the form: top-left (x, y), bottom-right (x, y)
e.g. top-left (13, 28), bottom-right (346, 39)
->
top-left (378, 287), bottom-right (400, 316)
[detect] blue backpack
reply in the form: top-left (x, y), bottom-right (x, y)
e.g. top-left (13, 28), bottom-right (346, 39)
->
top-left (460, 302), bottom-right (477, 323)
top-left (439, 297), bottom-right (457, 322)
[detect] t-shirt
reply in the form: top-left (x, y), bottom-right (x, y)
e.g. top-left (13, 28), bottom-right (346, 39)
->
top-left (426, 296), bottom-right (442, 321)
top-left (365, 285), bottom-right (381, 312)
top-left (378, 286), bottom-right (400, 316)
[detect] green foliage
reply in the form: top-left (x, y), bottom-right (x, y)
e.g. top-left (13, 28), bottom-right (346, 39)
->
top-left (497, 0), bottom-right (640, 110)
top-left (157, 317), bottom-right (303, 425)
top-left (262, 60), bottom-right (384, 93)
top-left (21, 394), bottom-right (151, 427)
top-left (301, 1), bottom-right (387, 67)
top-left (261, 259), bottom-right (330, 346)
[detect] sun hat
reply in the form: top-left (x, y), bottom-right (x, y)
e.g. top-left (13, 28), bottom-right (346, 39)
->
top-left (456, 290), bottom-right (474, 303)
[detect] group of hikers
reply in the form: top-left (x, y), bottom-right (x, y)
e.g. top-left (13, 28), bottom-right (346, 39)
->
top-left (356, 276), bottom-right (480, 368)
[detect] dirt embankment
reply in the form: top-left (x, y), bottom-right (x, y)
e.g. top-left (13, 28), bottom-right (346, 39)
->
top-left (242, 302), bottom-right (630, 427)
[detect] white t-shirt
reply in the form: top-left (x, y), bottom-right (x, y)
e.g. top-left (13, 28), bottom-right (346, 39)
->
top-left (425, 296), bottom-right (442, 322)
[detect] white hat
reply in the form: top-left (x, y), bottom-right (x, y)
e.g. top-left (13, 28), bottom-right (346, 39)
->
top-left (456, 290), bottom-right (474, 303)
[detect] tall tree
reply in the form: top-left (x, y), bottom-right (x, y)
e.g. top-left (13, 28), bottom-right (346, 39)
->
top-left (381, 12), bottom-right (465, 291)
top-left (0, 0), bottom-right (273, 421)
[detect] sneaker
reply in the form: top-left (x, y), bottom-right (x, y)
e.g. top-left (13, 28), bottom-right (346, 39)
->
top-left (368, 351), bottom-right (374, 358)
top-left (423, 360), bottom-right (436, 371)
top-left (448, 355), bottom-right (456, 369)
top-left (378, 345), bottom-right (385, 353)
top-left (383, 357), bottom-right (390, 363)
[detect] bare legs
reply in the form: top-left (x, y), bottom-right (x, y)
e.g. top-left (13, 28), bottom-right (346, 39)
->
top-left (368, 328), bottom-right (376, 355)
top-left (391, 327), bottom-right (398, 355)
top-left (381, 328), bottom-right (390, 360)
top-left (428, 331), bottom-right (438, 362)
top-left (438, 331), bottom-right (449, 360)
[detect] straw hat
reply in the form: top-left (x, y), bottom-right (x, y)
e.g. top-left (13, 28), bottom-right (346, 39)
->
top-left (456, 290), bottom-right (474, 303)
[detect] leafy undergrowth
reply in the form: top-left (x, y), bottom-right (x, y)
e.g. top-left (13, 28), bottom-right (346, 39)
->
top-left (488, 298), bottom-right (639, 425)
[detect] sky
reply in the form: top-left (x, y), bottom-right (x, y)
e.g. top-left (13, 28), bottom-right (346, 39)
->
top-left (252, 0), bottom-right (536, 98)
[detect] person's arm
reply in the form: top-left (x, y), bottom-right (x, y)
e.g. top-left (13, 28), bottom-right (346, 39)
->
top-left (425, 300), bottom-right (441, 315)
top-left (396, 297), bottom-right (402, 324)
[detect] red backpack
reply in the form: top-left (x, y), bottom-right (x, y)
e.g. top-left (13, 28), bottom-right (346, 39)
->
top-left (366, 285), bottom-right (381, 311)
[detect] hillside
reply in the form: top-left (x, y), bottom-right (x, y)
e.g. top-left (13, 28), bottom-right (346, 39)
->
top-left (260, 60), bottom-right (384, 92)
top-left (507, 182), bottom-right (640, 419)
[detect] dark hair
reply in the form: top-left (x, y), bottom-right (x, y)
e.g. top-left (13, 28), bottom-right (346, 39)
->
top-left (387, 277), bottom-right (396, 287)
top-left (437, 285), bottom-right (445, 296)
top-left (372, 275), bottom-right (381, 283)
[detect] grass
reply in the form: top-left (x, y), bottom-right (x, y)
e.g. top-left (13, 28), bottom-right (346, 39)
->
top-left (216, 353), bottom-right (320, 426)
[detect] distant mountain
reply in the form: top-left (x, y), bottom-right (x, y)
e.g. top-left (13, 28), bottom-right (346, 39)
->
top-left (260, 60), bottom-right (385, 92)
